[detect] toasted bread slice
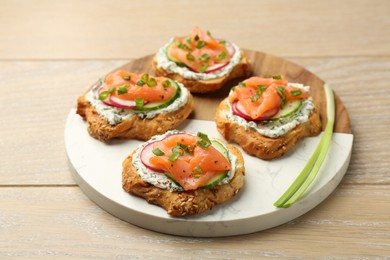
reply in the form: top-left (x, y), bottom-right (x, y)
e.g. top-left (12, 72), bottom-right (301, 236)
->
top-left (76, 91), bottom-right (193, 142)
top-left (152, 51), bottom-right (252, 94)
top-left (215, 98), bottom-right (322, 160)
top-left (122, 142), bottom-right (245, 217)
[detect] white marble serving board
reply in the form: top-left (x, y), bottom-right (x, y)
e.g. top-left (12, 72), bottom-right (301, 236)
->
top-left (65, 109), bottom-right (353, 237)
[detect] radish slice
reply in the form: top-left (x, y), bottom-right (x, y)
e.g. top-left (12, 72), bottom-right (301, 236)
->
top-left (140, 132), bottom-right (196, 173)
top-left (232, 101), bottom-right (279, 121)
top-left (109, 95), bottom-right (150, 109)
top-left (140, 140), bottom-right (165, 173)
top-left (109, 96), bottom-right (137, 109)
top-left (98, 87), bottom-right (115, 106)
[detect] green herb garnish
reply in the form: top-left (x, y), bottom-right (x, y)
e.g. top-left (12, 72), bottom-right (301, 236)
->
top-left (196, 40), bottom-right (207, 49)
top-left (196, 132), bottom-right (211, 149)
top-left (136, 80), bottom-right (145, 86)
top-left (199, 53), bottom-right (210, 62)
top-left (146, 78), bottom-right (157, 87)
top-left (152, 148), bottom-right (165, 156)
top-left (199, 64), bottom-right (209, 73)
top-left (162, 79), bottom-right (171, 89)
top-left (276, 86), bottom-right (287, 108)
top-left (191, 166), bottom-right (203, 178)
top-left (194, 34), bottom-right (199, 41)
top-left (135, 97), bottom-right (144, 108)
top-left (99, 91), bottom-right (109, 100)
top-left (169, 150), bottom-right (183, 162)
top-left (290, 89), bottom-right (302, 96)
top-left (186, 53), bottom-right (195, 61)
top-left (217, 51), bottom-right (228, 60)
top-left (186, 36), bottom-right (193, 44)
top-left (175, 41), bottom-right (191, 51)
top-left (274, 83), bottom-right (335, 208)
top-left (122, 75), bottom-right (131, 81)
top-left (117, 84), bottom-right (128, 95)
top-left (238, 82), bottom-right (246, 87)
top-left (273, 75), bottom-right (282, 80)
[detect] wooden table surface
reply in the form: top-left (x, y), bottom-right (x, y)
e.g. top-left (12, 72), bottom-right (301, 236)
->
top-left (1, 0), bottom-right (389, 258)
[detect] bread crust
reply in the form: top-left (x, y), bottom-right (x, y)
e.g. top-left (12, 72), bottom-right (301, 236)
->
top-left (152, 51), bottom-right (252, 93)
top-left (122, 143), bottom-right (245, 217)
top-left (215, 98), bottom-right (322, 160)
top-left (76, 91), bottom-right (193, 142)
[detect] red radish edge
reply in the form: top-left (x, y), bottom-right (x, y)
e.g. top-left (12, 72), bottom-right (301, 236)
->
top-left (98, 87), bottom-right (151, 109)
top-left (109, 95), bottom-right (138, 109)
top-left (232, 101), bottom-right (279, 121)
top-left (140, 133), bottom-right (195, 173)
top-left (140, 140), bottom-right (165, 173)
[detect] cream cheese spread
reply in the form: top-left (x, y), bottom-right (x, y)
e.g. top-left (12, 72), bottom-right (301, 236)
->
top-left (226, 83), bottom-right (315, 138)
top-left (156, 38), bottom-right (242, 81)
top-left (86, 79), bottom-right (189, 125)
top-left (132, 130), bottom-right (237, 192)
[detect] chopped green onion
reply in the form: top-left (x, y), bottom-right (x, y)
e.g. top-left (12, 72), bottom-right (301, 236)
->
top-left (117, 84), bottom-right (128, 95)
top-left (186, 36), bottom-right (193, 44)
top-left (216, 51), bottom-right (228, 60)
top-left (136, 80), bottom-right (145, 86)
top-left (176, 41), bottom-right (191, 51)
top-left (186, 144), bottom-right (195, 153)
top-left (207, 30), bottom-right (212, 36)
top-left (152, 148), bottom-right (165, 156)
top-left (122, 75), bottom-right (131, 81)
top-left (186, 53), bottom-right (195, 61)
top-left (146, 78), bottom-right (157, 87)
top-left (199, 64), bottom-right (209, 73)
top-left (99, 91), bottom-right (109, 100)
top-left (191, 166), bottom-right (203, 178)
top-left (141, 73), bottom-right (149, 82)
top-left (199, 53), bottom-right (210, 62)
top-left (257, 84), bottom-right (267, 93)
top-left (194, 34), bottom-right (199, 41)
top-left (108, 87), bottom-right (116, 94)
top-left (135, 97), bottom-right (144, 108)
top-left (169, 151), bottom-right (182, 162)
top-left (273, 75), bottom-right (282, 80)
top-left (290, 89), bottom-right (302, 96)
top-left (219, 40), bottom-right (226, 45)
top-left (176, 142), bottom-right (194, 154)
top-left (162, 79), bottom-right (171, 89)
top-left (196, 132), bottom-right (211, 149)
top-left (276, 86), bottom-right (287, 108)
top-left (196, 40), bottom-right (207, 49)
top-left (238, 82), bottom-right (246, 87)
top-left (172, 145), bottom-right (185, 155)
top-left (274, 83), bottom-right (335, 208)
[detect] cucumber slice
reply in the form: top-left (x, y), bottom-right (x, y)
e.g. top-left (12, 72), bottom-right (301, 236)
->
top-left (132, 81), bottom-right (181, 112)
top-left (166, 42), bottom-right (187, 67)
top-left (210, 140), bottom-right (229, 160)
top-left (200, 171), bottom-right (228, 189)
top-left (199, 140), bottom-right (230, 189)
top-left (269, 99), bottom-right (302, 121)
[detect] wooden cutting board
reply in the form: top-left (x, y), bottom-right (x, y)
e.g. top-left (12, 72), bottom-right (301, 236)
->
top-left (117, 49), bottom-right (352, 134)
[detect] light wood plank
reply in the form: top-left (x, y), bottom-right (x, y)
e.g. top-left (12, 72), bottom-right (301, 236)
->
top-left (0, 0), bottom-right (389, 59)
top-left (0, 185), bottom-right (388, 258)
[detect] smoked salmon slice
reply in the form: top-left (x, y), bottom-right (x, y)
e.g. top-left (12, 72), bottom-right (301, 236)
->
top-left (100, 70), bottom-right (177, 104)
top-left (148, 133), bottom-right (231, 191)
top-left (168, 27), bottom-right (232, 73)
top-left (229, 76), bottom-right (308, 120)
